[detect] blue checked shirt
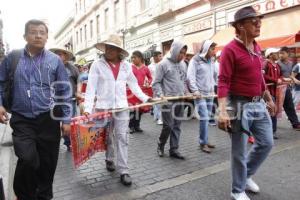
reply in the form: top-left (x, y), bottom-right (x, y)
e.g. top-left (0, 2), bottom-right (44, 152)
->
top-left (0, 48), bottom-right (71, 123)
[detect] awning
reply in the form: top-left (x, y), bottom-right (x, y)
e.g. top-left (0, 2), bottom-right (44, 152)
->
top-left (183, 29), bottom-right (214, 54)
top-left (258, 33), bottom-right (300, 49)
top-left (211, 27), bottom-right (234, 49)
top-left (212, 6), bottom-right (300, 50)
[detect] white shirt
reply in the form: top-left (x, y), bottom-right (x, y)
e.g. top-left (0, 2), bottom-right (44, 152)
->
top-left (84, 56), bottom-right (149, 113)
top-left (148, 62), bottom-right (158, 84)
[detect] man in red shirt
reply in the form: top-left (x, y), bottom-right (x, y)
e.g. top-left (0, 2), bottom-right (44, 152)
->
top-left (263, 48), bottom-right (284, 139)
top-left (217, 6), bottom-right (275, 200)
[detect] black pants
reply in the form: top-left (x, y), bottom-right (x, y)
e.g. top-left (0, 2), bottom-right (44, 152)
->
top-left (129, 110), bottom-right (142, 129)
top-left (159, 102), bottom-right (184, 152)
top-left (10, 112), bottom-right (61, 200)
top-left (283, 87), bottom-right (299, 125)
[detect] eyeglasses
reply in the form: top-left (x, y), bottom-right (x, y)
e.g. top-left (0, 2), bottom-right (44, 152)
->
top-left (244, 17), bottom-right (262, 26)
top-left (28, 31), bottom-right (47, 36)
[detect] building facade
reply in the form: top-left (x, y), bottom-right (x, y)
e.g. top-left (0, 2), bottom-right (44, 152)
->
top-left (54, 0), bottom-right (300, 62)
top-left (53, 16), bottom-right (75, 54)
top-left (73, 0), bottom-right (128, 62)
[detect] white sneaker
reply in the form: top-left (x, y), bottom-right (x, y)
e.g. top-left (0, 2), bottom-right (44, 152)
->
top-left (246, 178), bottom-right (260, 193)
top-left (157, 119), bottom-right (163, 125)
top-left (209, 122), bottom-right (216, 126)
top-left (231, 192), bottom-right (250, 200)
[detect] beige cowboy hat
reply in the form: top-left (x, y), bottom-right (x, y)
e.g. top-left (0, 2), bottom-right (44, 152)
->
top-left (49, 48), bottom-right (74, 61)
top-left (94, 34), bottom-right (129, 57)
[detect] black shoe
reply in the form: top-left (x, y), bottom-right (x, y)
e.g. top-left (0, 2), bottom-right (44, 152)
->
top-left (157, 143), bottom-right (164, 157)
top-left (105, 160), bottom-right (115, 172)
top-left (292, 124), bottom-right (300, 131)
top-left (273, 134), bottom-right (279, 140)
top-left (129, 127), bottom-right (135, 134)
top-left (135, 127), bottom-right (143, 132)
top-left (120, 174), bottom-right (132, 186)
top-left (169, 151), bottom-right (185, 160)
top-left (67, 145), bottom-right (72, 152)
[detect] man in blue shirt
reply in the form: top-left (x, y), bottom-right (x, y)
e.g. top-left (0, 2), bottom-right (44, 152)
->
top-left (0, 19), bottom-right (71, 200)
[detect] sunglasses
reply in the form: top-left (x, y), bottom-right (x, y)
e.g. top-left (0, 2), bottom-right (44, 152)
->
top-left (243, 17), bottom-right (262, 26)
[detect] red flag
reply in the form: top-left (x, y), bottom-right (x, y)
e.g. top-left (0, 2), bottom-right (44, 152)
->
top-left (70, 112), bottom-right (111, 168)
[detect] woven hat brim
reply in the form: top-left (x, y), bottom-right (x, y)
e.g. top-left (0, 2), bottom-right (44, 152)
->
top-left (95, 42), bottom-right (129, 57)
top-left (49, 48), bottom-right (74, 61)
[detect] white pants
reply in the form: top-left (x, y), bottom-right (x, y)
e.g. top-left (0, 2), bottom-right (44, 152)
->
top-left (105, 110), bottom-right (129, 174)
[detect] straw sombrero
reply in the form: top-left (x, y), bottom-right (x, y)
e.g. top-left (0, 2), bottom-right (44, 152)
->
top-left (94, 34), bottom-right (129, 57)
top-left (49, 48), bottom-right (74, 61)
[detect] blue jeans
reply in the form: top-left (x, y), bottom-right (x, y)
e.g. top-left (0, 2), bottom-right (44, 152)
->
top-left (63, 100), bottom-right (77, 147)
top-left (153, 104), bottom-right (162, 121)
top-left (231, 100), bottom-right (273, 193)
top-left (195, 98), bottom-right (213, 145)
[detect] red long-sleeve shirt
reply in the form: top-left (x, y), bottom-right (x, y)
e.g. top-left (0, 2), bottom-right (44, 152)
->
top-left (263, 60), bottom-right (281, 97)
top-left (218, 39), bottom-right (266, 98)
top-left (131, 64), bottom-right (152, 87)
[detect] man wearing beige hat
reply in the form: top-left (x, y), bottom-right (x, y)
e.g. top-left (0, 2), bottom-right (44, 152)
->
top-left (84, 34), bottom-right (154, 186)
top-left (50, 47), bottom-right (79, 151)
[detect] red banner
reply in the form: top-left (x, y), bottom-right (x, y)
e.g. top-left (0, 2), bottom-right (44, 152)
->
top-left (70, 112), bottom-right (112, 168)
top-left (127, 86), bottom-right (153, 112)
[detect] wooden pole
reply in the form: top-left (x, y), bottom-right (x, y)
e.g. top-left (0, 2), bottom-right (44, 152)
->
top-left (72, 94), bottom-right (217, 121)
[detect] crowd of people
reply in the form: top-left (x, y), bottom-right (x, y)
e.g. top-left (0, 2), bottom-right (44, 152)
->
top-left (1, 5), bottom-right (300, 200)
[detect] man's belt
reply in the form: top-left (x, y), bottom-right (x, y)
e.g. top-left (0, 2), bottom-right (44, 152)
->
top-left (230, 95), bottom-right (262, 102)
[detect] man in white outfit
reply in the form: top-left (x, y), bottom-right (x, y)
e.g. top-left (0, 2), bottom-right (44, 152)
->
top-left (84, 35), bottom-right (153, 186)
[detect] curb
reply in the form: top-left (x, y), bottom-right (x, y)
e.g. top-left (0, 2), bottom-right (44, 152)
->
top-left (91, 139), bottom-right (300, 200)
top-left (0, 123), bottom-right (16, 200)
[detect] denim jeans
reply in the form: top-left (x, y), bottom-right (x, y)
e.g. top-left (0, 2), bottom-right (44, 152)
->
top-left (195, 98), bottom-right (213, 145)
top-left (63, 100), bottom-right (77, 147)
top-left (231, 100), bottom-right (273, 193)
top-left (153, 104), bottom-right (162, 121)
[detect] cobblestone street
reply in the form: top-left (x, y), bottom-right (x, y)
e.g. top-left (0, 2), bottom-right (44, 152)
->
top-left (53, 114), bottom-right (300, 200)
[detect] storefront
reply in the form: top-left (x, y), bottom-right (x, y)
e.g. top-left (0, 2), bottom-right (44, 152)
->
top-left (212, 2), bottom-right (300, 55)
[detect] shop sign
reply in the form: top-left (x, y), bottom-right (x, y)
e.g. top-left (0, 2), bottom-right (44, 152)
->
top-left (183, 18), bottom-right (212, 35)
top-left (160, 29), bottom-right (174, 42)
top-left (126, 34), bottom-right (154, 49)
top-left (253, 0), bottom-right (300, 14)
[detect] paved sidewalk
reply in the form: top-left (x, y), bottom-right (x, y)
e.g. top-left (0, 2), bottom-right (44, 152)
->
top-left (136, 144), bottom-right (300, 200)
top-left (53, 114), bottom-right (300, 200)
top-left (0, 123), bottom-right (16, 200)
